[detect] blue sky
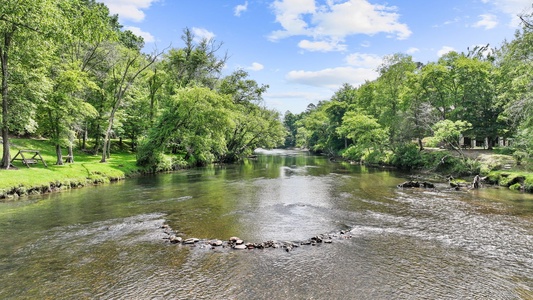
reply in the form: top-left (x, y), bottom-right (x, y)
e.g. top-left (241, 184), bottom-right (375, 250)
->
top-left (99, 0), bottom-right (531, 114)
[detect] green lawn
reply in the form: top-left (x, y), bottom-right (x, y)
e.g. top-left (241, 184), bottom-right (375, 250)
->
top-left (0, 138), bottom-right (141, 198)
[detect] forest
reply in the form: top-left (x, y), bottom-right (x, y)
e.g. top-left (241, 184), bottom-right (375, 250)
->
top-left (283, 15), bottom-right (533, 180)
top-left (0, 0), bottom-right (286, 172)
top-left (1, 0), bottom-right (532, 181)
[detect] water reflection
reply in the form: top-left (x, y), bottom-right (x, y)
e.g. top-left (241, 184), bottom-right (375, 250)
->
top-left (0, 149), bottom-right (533, 299)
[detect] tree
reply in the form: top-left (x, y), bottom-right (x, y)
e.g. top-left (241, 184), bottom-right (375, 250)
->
top-left (0, 0), bottom-right (63, 168)
top-left (399, 68), bottom-right (436, 150)
top-left (336, 111), bottom-right (388, 159)
top-left (163, 28), bottom-right (227, 91)
top-left (137, 87), bottom-right (233, 169)
top-left (496, 25), bottom-right (533, 151)
top-left (100, 43), bottom-right (162, 163)
top-left (374, 53), bottom-right (417, 146)
top-left (431, 119), bottom-right (472, 156)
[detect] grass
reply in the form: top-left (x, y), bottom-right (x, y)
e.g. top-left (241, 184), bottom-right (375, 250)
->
top-left (0, 138), bottom-right (141, 198)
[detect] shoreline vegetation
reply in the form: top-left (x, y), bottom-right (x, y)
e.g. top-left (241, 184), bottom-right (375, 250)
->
top-left (1, 138), bottom-right (532, 200)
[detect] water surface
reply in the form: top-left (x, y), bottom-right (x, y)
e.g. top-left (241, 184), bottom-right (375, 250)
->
top-left (1, 150), bottom-right (532, 299)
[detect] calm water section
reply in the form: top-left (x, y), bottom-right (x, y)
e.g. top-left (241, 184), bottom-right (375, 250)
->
top-left (1, 149), bottom-right (533, 299)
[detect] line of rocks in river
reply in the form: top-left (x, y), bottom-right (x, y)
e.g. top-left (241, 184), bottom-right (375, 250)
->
top-left (159, 224), bottom-right (353, 252)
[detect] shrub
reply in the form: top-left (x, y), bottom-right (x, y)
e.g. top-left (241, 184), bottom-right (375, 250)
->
top-left (341, 145), bottom-right (364, 162)
top-left (509, 183), bottom-right (522, 191)
top-left (513, 151), bottom-right (528, 165)
top-left (524, 176), bottom-right (533, 193)
top-left (390, 143), bottom-right (423, 170)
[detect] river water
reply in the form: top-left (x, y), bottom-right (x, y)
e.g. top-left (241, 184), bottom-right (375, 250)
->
top-left (1, 149), bottom-right (533, 299)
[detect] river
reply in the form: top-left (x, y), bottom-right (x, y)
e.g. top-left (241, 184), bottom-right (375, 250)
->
top-left (1, 149), bottom-right (532, 299)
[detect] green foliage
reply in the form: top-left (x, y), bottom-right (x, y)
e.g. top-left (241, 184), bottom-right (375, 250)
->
top-left (431, 120), bottom-right (472, 152)
top-left (513, 150), bottom-right (528, 165)
top-left (509, 183), bottom-right (522, 191)
top-left (341, 145), bottom-right (364, 161)
top-left (390, 143), bottom-right (423, 170)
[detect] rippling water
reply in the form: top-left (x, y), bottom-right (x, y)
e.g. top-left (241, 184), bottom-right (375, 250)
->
top-left (1, 150), bottom-right (533, 299)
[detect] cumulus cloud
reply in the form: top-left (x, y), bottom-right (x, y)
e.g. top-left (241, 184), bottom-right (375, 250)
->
top-left (487, 0), bottom-right (531, 16)
top-left (474, 14), bottom-right (499, 29)
top-left (406, 47), bottom-right (420, 54)
top-left (98, 0), bottom-right (159, 22)
top-left (437, 46), bottom-right (455, 57)
top-left (298, 39), bottom-right (347, 52)
top-left (235, 1), bottom-right (248, 16)
top-left (482, 0), bottom-right (531, 26)
top-left (286, 66), bottom-right (378, 89)
top-left (345, 53), bottom-right (382, 69)
top-left (246, 62), bottom-right (264, 71)
top-left (269, 0), bottom-right (411, 52)
top-left (125, 26), bottom-right (155, 43)
top-left (192, 27), bottom-right (216, 42)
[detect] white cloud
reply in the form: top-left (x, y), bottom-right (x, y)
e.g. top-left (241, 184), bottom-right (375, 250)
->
top-left (246, 62), bottom-right (264, 71)
top-left (98, 0), bottom-right (159, 22)
top-left (286, 66), bottom-right (378, 89)
top-left (192, 27), bottom-right (216, 42)
top-left (437, 46), bottom-right (456, 57)
top-left (124, 26), bottom-right (155, 43)
top-left (345, 53), bottom-right (382, 69)
top-left (235, 1), bottom-right (248, 17)
top-left (473, 14), bottom-right (499, 29)
top-left (406, 47), bottom-right (420, 54)
top-left (483, 0), bottom-right (531, 26)
top-left (298, 39), bottom-right (347, 52)
top-left (269, 0), bottom-right (411, 52)
top-left (487, 0), bottom-right (531, 16)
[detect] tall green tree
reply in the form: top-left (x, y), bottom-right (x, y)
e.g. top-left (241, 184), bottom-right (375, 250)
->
top-left (0, 0), bottom-right (63, 168)
top-left (163, 28), bottom-right (227, 91)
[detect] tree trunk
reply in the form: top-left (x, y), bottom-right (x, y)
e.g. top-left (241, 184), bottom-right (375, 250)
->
top-left (418, 137), bottom-right (424, 151)
top-left (101, 106), bottom-right (118, 162)
top-left (66, 144), bottom-right (74, 163)
top-left (82, 121), bottom-right (87, 150)
top-left (1, 32), bottom-right (12, 169)
top-left (55, 144), bottom-right (64, 165)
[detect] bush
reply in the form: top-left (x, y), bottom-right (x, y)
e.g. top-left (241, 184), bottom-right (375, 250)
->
top-left (363, 149), bottom-right (387, 165)
top-left (420, 150), bottom-right (479, 176)
top-left (509, 183), bottom-right (522, 191)
top-left (524, 176), bottom-right (533, 193)
top-left (341, 145), bottom-right (364, 162)
top-left (513, 151), bottom-right (528, 165)
top-left (390, 143), bottom-right (423, 170)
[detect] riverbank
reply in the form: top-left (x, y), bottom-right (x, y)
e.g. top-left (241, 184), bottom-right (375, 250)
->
top-left (1, 139), bottom-right (532, 199)
top-left (0, 138), bottom-right (141, 199)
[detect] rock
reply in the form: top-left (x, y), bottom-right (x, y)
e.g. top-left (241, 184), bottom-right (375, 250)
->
top-left (184, 238), bottom-right (199, 244)
top-left (229, 236), bottom-right (240, 243)
top-left (235, 239), bottom-right (244, 245)
top-left (245, 243), bottom-right (255, 249)
top-left (233, 244), bottom-right (247, 250)
top-left (169, 235), bottom-right (182, 244)
top-left (210, 240), bottom-right (223, 246)
top-left (397, 180), bottom-right (435, 189)
top-left (324, 239), bottom-right (333, 244)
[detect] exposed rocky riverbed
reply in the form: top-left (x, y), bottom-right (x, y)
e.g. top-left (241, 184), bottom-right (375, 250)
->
top-left (159, 223), bottom-right (352, 252)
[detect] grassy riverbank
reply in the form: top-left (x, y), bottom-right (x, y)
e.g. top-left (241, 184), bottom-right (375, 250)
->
top-left (0, 138), bottom-right (140, 199)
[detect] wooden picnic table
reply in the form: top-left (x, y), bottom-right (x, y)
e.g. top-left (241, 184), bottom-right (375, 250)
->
top-left (10, 150), bottom-right (48, 168)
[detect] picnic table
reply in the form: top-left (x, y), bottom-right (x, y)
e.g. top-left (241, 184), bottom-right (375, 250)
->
top-left (10, 150), bottom-right (48, 168)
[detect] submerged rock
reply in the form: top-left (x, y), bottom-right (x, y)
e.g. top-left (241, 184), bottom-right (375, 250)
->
top-left (397, 181), bottom-right (435, 189)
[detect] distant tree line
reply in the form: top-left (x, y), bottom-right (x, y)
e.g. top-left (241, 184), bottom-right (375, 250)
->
top-left (282, 13), bottom-right (533, 172)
